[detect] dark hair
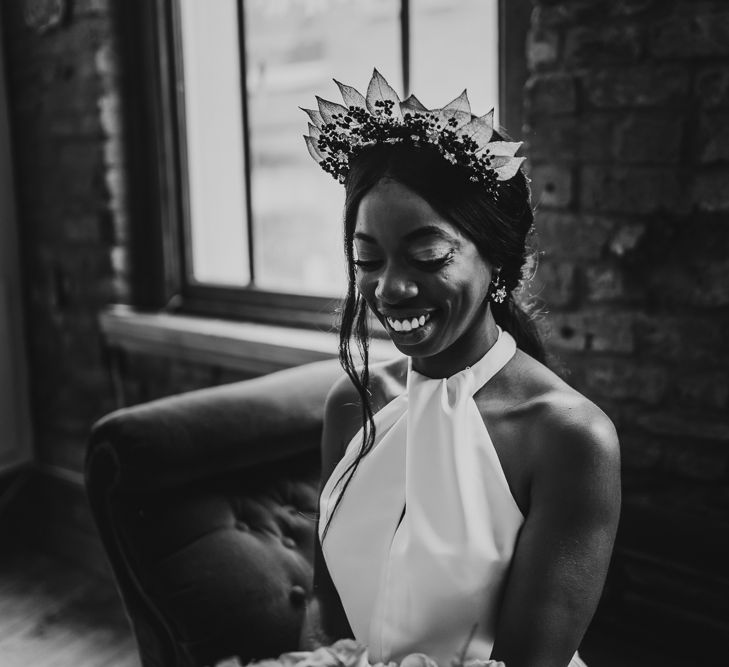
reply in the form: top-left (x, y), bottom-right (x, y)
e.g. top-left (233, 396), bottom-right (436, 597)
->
top-left (322, 139), bottom-right (544, 541)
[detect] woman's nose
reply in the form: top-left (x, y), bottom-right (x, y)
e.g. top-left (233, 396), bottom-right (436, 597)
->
top-left (374, 267), bottom-right (418, 304)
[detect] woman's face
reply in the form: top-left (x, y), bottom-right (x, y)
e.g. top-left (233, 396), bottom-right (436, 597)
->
top-left (353, 179), bottom-right (495, 373)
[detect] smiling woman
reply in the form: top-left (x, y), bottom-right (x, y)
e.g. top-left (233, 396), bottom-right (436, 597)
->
top-left (300, 72), bottom-right (621, 667)
top-left (341, 136), bottom-right (544, 376)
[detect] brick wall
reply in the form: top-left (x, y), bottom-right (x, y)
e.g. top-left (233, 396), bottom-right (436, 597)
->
top-left (2, 0), bottom-right (119, 475)
top-left (525, 0), bottom-right (729, 645)
top-left (1, 1), bottom-right (248, 480)
top-left (527, 0), bottom-right (729, 516)
top-left (0, 0), bottom-right (248, 569)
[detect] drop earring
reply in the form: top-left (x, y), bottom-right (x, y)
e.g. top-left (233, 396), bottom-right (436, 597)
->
top-left (490, 267), bottom-right (507, 304)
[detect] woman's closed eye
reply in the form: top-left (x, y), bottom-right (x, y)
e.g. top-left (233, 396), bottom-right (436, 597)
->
top-left (411, 248), bottom-right (456, 271)
top-left (411, 250), bottom-right (454, 271)
top-left (354, 249), bottom-right (455, 272)
top-left (353, 256), bottom-right (382, 270)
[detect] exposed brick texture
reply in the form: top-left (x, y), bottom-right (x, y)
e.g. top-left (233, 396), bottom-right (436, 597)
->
top-left (584, 64), bottom-right (691, 108)
top-left (649, 7), bottom-right (729, 59)
top-left (2, 1), bottom-right (118, 482)
top-left (525, 72), bottom-right (577, 114)
top-left (0, 0), bottom-right (275, 499)
top-left (696, 64), bottom-right (729, 107)
top-left (564, 25), bottom-right (644, 66)
top-left (528, 0), bottom-right (729, 647)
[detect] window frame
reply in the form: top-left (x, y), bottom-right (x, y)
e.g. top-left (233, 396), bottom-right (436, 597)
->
top-left (118, 0), bottom-right (530, 330)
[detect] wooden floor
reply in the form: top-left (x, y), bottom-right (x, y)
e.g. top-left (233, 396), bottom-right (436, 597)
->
top-left (0, 543), bottom-right (140, 667)
top-left (0, 540), bottom-right (688, 667)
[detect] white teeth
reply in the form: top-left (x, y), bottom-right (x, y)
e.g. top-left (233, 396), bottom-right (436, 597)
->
top-left (386, 313), bottom-right (432, 333)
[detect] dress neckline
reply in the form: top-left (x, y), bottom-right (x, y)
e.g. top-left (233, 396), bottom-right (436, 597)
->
top-left (407, 326), bottom-right (516, 396)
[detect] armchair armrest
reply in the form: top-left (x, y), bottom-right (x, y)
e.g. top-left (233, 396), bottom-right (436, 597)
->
top-left (87, 358), bottom-right (342, 492)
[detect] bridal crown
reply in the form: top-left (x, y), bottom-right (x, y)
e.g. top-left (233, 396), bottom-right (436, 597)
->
top-left (302, 69), bottom-right (525, 199)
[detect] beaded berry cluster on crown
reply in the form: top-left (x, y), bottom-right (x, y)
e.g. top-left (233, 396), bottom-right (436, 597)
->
top-left (302, 69), bottom-right (525, 199)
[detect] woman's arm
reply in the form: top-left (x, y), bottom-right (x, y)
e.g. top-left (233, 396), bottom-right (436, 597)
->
top-left (299, 375), bottom-right (360, 650)
top-left (300, 537), bottom-right (355, 648)
top-left (490, 401), bottom-right (621, 667)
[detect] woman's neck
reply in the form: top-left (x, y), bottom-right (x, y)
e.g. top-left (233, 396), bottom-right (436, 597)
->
top-left (411, 311), bottom-right (500, 379)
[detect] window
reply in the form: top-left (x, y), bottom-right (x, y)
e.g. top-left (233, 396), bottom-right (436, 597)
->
top-left (120, 0), bottom-right (530, 328)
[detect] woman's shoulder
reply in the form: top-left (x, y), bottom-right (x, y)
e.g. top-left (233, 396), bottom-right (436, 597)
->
top-left (321, 357), bottom-right (407, 472)
top-left (504, 350), bottom-right (620, 480)
top-left (325, 356), bottom-right (408, 416)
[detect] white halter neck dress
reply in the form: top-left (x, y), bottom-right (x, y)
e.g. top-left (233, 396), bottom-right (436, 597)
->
top-left (319, 328), bottom-right (586, 667)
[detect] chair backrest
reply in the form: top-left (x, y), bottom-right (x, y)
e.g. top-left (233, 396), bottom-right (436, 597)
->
top-left (86, 359), bottom-right (343, 667)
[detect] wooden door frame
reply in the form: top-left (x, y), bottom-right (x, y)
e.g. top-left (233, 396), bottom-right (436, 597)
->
top-left (0, 8), bottom-right (34, 474)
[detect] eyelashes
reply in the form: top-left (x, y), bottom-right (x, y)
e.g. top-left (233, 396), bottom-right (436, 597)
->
top-left (413, 254), bottom-right (454, 271)
top-left (353, 259), bottom-right (381, 270)
top-left (353, 251), bottom-right (455, 272)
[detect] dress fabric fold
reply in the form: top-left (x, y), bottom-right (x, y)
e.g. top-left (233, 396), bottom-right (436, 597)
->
top-left (319, 328), bottom-right (586, 667)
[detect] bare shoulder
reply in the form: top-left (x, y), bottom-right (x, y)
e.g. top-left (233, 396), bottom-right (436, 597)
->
top-left (505, 352), bottom-right (620, 476)
top-left (508, 351), bottom-right (621, 500)
top-left (324, 357), bottom-right (407, 418)
top-left (321, 357), bottom-right (407, 475)
top-left (537, 395), bottom-right (621, 495)
top-left (540, 389), bottom-right (619, 474)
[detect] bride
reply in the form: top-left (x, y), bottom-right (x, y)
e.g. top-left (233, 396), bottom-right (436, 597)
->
top-left (299, 71), bottom-right (621, 667)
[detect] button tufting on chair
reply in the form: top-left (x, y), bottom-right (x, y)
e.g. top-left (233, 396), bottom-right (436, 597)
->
top-left (282, 536), bottom-right (297, 549)
top-left (289, 585), bottom-right (307, 606)
top-left (85, 358), bottom-right (343, 667)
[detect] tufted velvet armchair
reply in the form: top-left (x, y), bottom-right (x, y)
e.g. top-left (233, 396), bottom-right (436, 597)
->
top-left (85, 358), bottom-right (343, 667)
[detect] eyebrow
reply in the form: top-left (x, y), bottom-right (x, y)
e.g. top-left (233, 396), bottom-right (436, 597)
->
top-left (354, 226), bottom-right (459, 244)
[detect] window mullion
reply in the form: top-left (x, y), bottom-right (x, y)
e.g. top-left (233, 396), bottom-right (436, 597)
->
top-left (237, 0), bottom-right (256, 285)
top-left (401, 0), bottom-right (410, 97)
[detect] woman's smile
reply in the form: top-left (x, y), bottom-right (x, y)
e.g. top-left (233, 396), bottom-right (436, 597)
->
top-left (385, 311), bottom-right (431, 333)
top-left (381, 310), bottom-right (435, 341)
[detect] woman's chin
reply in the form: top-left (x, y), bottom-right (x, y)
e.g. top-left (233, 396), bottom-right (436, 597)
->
top-left (385, 314), bottom-right (438, 350)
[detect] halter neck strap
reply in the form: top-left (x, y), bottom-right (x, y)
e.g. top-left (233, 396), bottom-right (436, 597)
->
top-left (407, 326), bottom-right (517, 397)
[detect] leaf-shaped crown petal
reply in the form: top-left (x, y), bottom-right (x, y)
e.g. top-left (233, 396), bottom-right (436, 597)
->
top-left (334, 80), bottom-right (367, 110)
top-left (304, 135), bottom-right (323, 162)
top-left (461, 110), bottom-right (495, 149)
top-left (316, 96), bottom-right (348, 125)
top-left (300, 107), bottom-right (324, 129)
top-left (365, 68), bottom-right (402, 119)
top-left (487, 141), bottom-right (522, 157)
top-left (490, 156), bottom-right (526, 180)
top-left (400, 94), bottom-right (427, 115)
top-left (434, 90), bottom-right (471, 129)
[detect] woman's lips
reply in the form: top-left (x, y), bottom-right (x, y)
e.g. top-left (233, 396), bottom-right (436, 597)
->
top-left (382, 311), bottom-right (436, 341)
top-left (385, 312), bottom-right (431, 333)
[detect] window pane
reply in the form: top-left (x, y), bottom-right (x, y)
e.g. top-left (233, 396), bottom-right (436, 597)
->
top-left (244, 0), bottom-right (401, 296)
top-left (179, 0), bottom-right (250, 286)
top-left (410, 0), bottom-right (499, 123)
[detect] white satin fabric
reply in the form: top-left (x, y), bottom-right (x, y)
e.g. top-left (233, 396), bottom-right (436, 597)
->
top-left (319, 327), bottom-right (586, 667)
top-left (320, 331), bottom-right (524, 665)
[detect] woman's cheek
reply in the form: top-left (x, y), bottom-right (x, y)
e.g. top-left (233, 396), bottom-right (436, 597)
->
top-left (356, 274), bottom-right (376, 306)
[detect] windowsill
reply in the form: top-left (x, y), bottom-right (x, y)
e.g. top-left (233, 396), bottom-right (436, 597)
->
top-left (99, 304), bottom-right (400, 374)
